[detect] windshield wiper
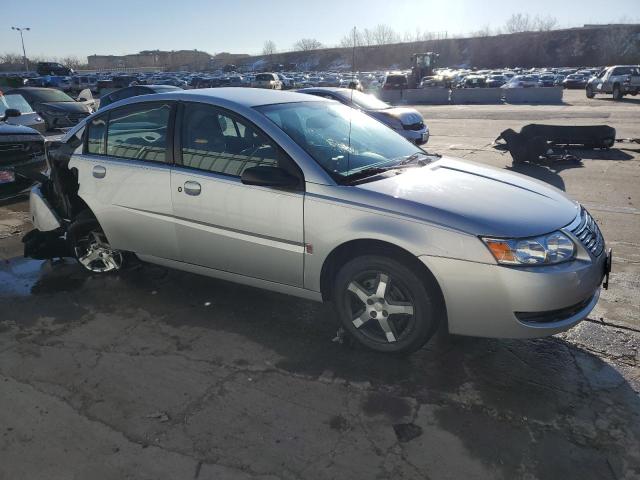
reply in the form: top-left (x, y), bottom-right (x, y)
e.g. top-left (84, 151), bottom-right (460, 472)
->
top-left (340, 152), bottom-right (440, 185)
top-left (340, 163), bottom-right (420, 184)
top-left (397, 151), bottom-right (440, 166)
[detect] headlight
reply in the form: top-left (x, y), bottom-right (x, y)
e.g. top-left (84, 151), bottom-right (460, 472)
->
top-left (482, 231), bottom-right (575, 265)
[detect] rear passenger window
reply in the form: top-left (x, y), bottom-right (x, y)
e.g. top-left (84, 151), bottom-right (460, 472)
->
top-left (106, 103), bottom-right (171, 162)
top-left (180, 104), bottom-right (288, 177)
top-left (86, 117), bottom-right (106, 155)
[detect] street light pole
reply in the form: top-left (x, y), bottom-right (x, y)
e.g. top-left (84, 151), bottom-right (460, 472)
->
top-left (11, 26), bottom-right (31, 72)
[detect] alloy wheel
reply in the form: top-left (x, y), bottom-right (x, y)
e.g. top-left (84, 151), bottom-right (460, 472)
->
top-left (346, 271), bottom-right (416, 344)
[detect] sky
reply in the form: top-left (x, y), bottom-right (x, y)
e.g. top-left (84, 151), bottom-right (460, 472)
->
top-left (2, 0), bottom-right (638, 60)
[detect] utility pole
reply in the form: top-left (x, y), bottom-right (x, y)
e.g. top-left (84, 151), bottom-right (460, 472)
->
top-left (11, 26), bottom-right (31, 71)
top-left (352, 26), bottom-right (357, 74)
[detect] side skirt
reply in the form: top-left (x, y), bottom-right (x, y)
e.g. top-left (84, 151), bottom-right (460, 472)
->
top-left (137, 254), bottom-right (324, 303)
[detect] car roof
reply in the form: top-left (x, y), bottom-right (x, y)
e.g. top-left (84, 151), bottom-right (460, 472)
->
top-left (296, 87), bottom-right (351, 95)
top-left (8, 87), bottom-right (52, 91)
top-left (145, 87), bottom-right (329, 108)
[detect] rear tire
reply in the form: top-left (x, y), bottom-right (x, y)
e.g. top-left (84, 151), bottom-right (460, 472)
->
top-left (68, 212), bottom-right (124, 273)
top-left (331, 255), bottom-right (442, 354)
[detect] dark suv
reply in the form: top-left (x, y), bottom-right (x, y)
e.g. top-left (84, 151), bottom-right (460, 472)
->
top-left (36, 62), bottom-right (74, 76)
top-left (382, 73), bottom-right (408, 90)
top-left (0, 112), bottom-right (45, 199)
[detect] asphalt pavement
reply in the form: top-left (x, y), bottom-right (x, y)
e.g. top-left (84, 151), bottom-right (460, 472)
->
top-left (0, 89), bottom-right (638, 480)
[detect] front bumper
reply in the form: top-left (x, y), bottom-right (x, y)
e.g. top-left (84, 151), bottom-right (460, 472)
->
top-left (400, 127), bottom-right (429, 145)
top-left (420, 251), bottom-right (607, 338)
top-left (0, 157), bottom-right (46, 200)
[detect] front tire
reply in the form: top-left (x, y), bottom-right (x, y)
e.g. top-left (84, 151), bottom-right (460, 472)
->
top-left (612, 84), bottom-right (623, 101)
top-left (586, 86), bottom-right (595, 98)
top-left (332, 255), bottom-right (441, 354)
top-left (68, 213), bottom-right (124, 273)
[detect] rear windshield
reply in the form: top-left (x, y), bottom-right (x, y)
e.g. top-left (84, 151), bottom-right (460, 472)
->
top-left (27, 89), bottom-right (75, 103)
top-left (0, 94), bottom-right (34, 114)
top-left (256, 74), bottom-right (274, 81)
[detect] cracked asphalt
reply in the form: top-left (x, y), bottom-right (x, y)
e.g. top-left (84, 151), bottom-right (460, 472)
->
top-left (1, 90), bottom-right (639, 480)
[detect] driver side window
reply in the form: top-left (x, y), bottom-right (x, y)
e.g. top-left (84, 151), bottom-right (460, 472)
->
top-left (179, 104), bottom-right (286, 177)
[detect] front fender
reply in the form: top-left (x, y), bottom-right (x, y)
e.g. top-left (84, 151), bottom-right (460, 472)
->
top-left (303, 186), bottom-right (494, 292)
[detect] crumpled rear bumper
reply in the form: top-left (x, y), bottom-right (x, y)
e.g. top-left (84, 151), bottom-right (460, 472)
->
top-left (23, 185), bottom-right (69, 259)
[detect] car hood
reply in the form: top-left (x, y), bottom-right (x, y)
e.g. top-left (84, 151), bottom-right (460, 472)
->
top-left (41, 101), bottom-right (90, 113)
top-left (367, 107), bottom-right (423, 126)
top-left (0, 122), bottom-right (41, 136)
top-left (356, 156), bottom-right (579, 238)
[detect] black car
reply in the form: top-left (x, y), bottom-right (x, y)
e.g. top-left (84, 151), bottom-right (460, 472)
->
top-left (36, 62), bottom-right (73, 77)
top-left (0, 112), bottom-right (46, 199)
top-left (562, 74), bottom-right (588, 89)
top-left (538, 75), bottom-right (557, 87)
top-left (98, 85), bottom-right (183, 110)
top-left (7, 87), bottom-right (93, 131)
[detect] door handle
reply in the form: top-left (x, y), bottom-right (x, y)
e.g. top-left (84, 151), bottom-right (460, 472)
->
top-left (92, 165), bottom-right (106, 179)
top-left (183, 181), bottom-right (201, 196)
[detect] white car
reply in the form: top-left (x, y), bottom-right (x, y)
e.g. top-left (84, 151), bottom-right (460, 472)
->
top-left (0, 92), bottom-right (46, 134)
top-left (251, 73), bottom-right (282, 90)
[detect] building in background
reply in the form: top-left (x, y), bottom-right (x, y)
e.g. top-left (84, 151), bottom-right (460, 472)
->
top-left (87, 49), bottom-right (212, 71)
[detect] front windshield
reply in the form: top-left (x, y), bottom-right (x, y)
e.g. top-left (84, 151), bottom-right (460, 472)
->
top-left (345, 90), bottom-right (390, 110)
top-left (30, 89), bottom-right (75, 102)
top-left (0, 94), bottom-right (34, 114)
top-left (257, 101), bottom-right (421, 179)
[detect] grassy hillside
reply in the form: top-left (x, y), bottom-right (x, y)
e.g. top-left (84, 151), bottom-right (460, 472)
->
top-left (234, 24), bottom-right (640, 71)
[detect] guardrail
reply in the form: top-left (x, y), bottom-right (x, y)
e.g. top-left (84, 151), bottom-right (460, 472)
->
top-left (403, 88), bottom-right (450, 104)
top-left (503, 87), bottom-right (563, 104)
top-left (374, 87), bottom-right (564, 105)
top-left (451, 87), bottom-right (503, 104)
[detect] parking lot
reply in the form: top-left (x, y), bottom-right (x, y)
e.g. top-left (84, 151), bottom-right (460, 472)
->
top-left (0, 89), bottom-right (639, 479)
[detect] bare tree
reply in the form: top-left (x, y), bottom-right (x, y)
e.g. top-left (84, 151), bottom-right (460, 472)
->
top-left (0, 53), bottom-right (24, 65)
top-left (504, 13), bottom-right (532, 33)
top-left (262, 40), bottom-right (276, 56)
top-left (370, 24), bottom-right (399, 45)
top-left (339, 30), bottom-right (363, 48)
top-left (293, 38), bottom-right (323, 52)
top-left (61, 55), bottom-right (83, 69)
top-left (471, 25), bottom-right (493, 37)
top-left (533, 15), bottom-right (558, 31)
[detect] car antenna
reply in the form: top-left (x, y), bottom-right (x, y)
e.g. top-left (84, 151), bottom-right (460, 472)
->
top-left (348, 26), bottom-right (357, 176)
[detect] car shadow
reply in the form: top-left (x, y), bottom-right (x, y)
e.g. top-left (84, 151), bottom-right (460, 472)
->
top-left (573, 147), bottom-right (635, 161)
top-left (506, 159), bottom-right (584, 191)
top-left (2, 256), bottom-right (639, 478)
top-left (596, 96), bottom-right (640, 105)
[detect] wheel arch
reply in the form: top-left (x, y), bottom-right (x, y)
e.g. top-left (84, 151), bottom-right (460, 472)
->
top-left (319, 238), bottom-right (447, 316)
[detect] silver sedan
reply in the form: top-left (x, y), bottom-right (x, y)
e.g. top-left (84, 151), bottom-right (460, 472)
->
top-left (26, 88), bottom-right (610, 354)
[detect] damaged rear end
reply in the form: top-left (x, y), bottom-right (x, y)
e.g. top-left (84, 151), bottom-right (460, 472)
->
top-left (23, 125), bottom-right (89, 259)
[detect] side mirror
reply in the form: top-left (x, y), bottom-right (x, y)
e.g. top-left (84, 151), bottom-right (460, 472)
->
top-left (2, 108), bottom-right (21, 121)
top-left (241, 166), bottom-right (299, 189)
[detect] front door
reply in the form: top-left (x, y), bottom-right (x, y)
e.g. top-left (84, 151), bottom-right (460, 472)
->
top-left (170, 102), bottom-right (305, 286)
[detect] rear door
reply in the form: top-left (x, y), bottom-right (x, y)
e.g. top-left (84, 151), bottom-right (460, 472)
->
top-left (72, 101), bottom-right (179, 260)
top-left (170, 102), bottom-right (305, 286)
